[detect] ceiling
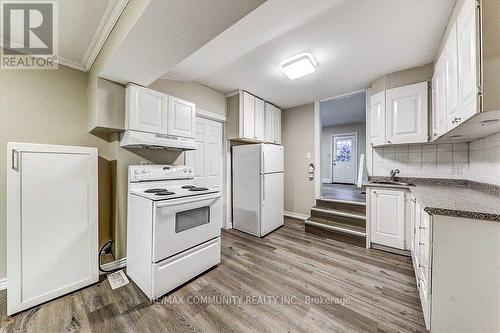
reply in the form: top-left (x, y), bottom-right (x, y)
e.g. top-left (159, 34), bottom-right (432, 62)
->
top-left (57, 0), bottom-right (128, 71)
top-left (321, 92), bottom-right (366, 128)
top-left (164, 0), bottom-right (455, 109)
top-left (100, 0), bottom-right (266, 85)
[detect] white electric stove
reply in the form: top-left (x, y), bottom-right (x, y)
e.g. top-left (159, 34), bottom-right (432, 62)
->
top-left (126, 165), bottom-right (221, 300)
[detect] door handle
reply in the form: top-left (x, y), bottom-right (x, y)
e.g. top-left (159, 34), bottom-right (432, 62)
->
top-left (12, 150), bottom-right (19, 171)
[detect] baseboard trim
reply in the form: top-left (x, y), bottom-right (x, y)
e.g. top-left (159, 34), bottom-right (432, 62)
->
top-left (0, 278), bottom-right (6, 290)
top-left (322, 178), bottom-right (331, 183)
top-left (284, 211), bottom-right (309, 221)
top-left (100, 257), bottom-right (127, 274)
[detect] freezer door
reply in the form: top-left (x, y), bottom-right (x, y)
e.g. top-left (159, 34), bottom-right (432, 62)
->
top-left (260, 172), bottom-right (284, 236)
top-left (260, 144), bottom-right (284, 174)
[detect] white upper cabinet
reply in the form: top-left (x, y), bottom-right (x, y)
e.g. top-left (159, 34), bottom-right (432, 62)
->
top-left (254, 97), bottom-right (265, 141)
top-left (264, 102), bottom-right (282, 144)
top-left (227, 90), bottom-right (271, 144)
top-left (456, 0), bottom-right (478, 124)
top-left (167, 96), bottom-right (196, 138)
top-left (126, 84), bottom-right (196, 138)
top-left (369, 188), bottom-right (405, 249)
top-left (126, 84), bottom-right (168, 135)
top-left (444, 23), bottom-right (460, 131)
top-left (385, 82), bottom-right (429, 144)
top-left (242, 91), bottom-right (256, 140)
top-left (432, 53), bottom-right (447, 140)
top-left (368, 91), bottom-right (386, 146)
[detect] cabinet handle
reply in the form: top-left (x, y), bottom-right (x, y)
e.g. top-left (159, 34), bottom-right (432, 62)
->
top-left (419, 242), bottom-right (425, 245)
top-left (419, 226), bottom-right (426, 230)
top-left (370, 143), bottom-right (374, 146)
top-left (387, 140), bottom-right (391, 144)
top-left (451, 117), bottom-right (462, 124)
top-left (433, 131), bottom-right (438, 136)
top-left (12, 149), bottom-right (19, 171)
top-left (419, 264), bottom-right (426, 269)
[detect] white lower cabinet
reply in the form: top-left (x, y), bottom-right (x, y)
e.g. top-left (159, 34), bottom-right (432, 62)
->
top-left (369, 188), bottom-right (406, 249)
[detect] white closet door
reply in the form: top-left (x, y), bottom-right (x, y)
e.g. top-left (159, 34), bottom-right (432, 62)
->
top-left (7, 143), bottom-right (98, 315)
top-left (185, 117), bottom-right (223, 189)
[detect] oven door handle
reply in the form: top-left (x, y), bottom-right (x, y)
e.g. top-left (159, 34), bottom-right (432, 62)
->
top-left (155, 193), bottom-right (221, 208)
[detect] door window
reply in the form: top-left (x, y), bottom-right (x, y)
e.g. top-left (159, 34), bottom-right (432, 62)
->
top-left (335, 139), bottom-right (353, 162)
top-left (175, 206), bottom-right (210, 233)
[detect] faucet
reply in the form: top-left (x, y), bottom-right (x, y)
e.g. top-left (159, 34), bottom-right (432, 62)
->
top-left (390, 169), bottom-right (400, 182)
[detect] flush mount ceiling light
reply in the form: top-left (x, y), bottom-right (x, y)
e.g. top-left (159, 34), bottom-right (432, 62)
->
top-left (280, 53), bottom-right (317, 80)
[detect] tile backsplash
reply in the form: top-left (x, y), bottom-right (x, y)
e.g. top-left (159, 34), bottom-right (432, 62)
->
top-left (468, 133), bottom-right (500, 186)
top-left (373, 143), bottom-right (469, 179)
top-left (372, 132), bottom-right (500, 186)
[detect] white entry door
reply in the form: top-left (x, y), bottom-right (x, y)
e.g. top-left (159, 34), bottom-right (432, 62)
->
top-left (185, 117), bottom-right (223, 189)
top-left (332, 134), bottom-right (357, 184)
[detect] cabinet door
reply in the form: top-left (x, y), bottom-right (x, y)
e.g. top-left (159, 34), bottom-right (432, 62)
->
top-left (274, 107), bottom-right (281, 144)
top-left (126, 84), bottom-right (168, 134)
top-left (432, 53), bottom-right (447, 140)
top-left (445, 23), bottom-right (460, 130)
top-left (7, 143), bottom-right (98, 315)
top-left (368, 91), bottom-right (386, 146)
top-left (242, 91), bottom-right (255, 139)
top-left (457, 0), bottom-right (479, 124)
top-left (264, 102), bottom-right (274, 143)
top-left (167, 96), bottom-right (196, 138)
top-left (370, 189), bottom-right (405, 249)
top-left (254, 97), bottom-right (265, 141)
top-left (386, 82), bottom-right (428, 144)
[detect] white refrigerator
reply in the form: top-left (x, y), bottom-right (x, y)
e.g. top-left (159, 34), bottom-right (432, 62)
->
top-left (232, 144), bottom-right (284, 237)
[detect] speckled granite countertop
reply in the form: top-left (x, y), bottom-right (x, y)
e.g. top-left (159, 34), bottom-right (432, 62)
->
top-left (366, 177), bottom-right (500, 222)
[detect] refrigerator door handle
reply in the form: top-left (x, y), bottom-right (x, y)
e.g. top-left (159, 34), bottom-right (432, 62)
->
top-left (261, 149), bottom-right (265, 173)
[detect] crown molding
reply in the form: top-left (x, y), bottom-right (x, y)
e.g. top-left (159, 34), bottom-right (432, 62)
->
top-left (82, 0), bottom-right (129, 71)
top-left (57, 56), bottom-right (86, 71)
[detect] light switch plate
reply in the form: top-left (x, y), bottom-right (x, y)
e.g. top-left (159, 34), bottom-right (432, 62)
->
top-left (451, 165), bottom-right (463, 175)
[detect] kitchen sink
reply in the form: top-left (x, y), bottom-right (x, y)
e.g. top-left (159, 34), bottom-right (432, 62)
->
top-left (370, 180), bottom-right (415, 186)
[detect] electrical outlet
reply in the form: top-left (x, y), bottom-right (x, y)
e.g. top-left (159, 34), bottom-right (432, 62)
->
top-left (306, 152), bottom-right (311, 159)
top-left (451, 165), bottom-right (463, 175)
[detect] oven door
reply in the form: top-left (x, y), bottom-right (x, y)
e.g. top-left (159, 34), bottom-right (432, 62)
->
top-left (152, 193), bottom-right (221, 262)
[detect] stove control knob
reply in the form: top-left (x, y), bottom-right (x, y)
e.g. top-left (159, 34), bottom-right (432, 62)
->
top-left (183, 168), bottom-right (187, 173)
top-left (141, 169), bottom-right (148, 174)
top-left (188, 169), bottom-right (192, 173)
top-left (134, 169), bottom-right (140, 175)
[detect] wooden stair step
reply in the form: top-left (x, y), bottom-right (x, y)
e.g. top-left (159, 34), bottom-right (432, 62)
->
top-left (311, 206), bottom-right (366, 220)
top-left (316, 198), bottom-right (366, 215)
top-left (305, 217), bottom-right (366, 236)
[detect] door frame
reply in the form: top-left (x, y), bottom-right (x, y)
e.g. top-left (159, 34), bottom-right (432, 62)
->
top-left (314, 89), bottom-right (368, 199)
top-left (186, 108), bottom-right (229, 229)
top-left (331, 132), bottom-right (358, 184)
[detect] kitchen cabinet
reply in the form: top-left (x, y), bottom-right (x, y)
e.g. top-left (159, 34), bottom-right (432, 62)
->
top-left (126, 84), bottom-right (169, 135)
top-left (385, 82), bottom-right (429, 144)
top-left (431, 0), bottom-right (500, 142)
top-left (369, 188), bottom-right (405, 249)
top-left (456, 0), bottom-right (478, 125)
top-left (167, 96), bottom-right (196, 138)
top-left (227, 90), bottom-right (269, 143)
top-left (6, 143), bottom-right (98, 315)
top-left (368, 91), bottom-right (386, 146)
top-left (444, 23), bottom-right (460, 131)
top-left (432, 53), bottom-right (447, 140)
top-left (264, 102), bottom-right (281, 144)
top-left (126, 83), bottom-right (196, 138)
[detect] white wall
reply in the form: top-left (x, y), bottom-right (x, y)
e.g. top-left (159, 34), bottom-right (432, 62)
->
top-left (468, 133), bottom-right (500, 186)
top-left (372, 143), bottom-right (469, 179)
top-left (321, 122), bottom-right (366, 182)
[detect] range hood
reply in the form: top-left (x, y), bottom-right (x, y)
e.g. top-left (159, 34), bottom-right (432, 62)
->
top-left (120, 130), bottom-right (196, 151)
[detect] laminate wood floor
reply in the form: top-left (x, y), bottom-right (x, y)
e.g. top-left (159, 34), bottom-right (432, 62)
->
top-left (0, 218), bottom-right (426, 333)
top-left (321, 183), bottom-right (366, 203)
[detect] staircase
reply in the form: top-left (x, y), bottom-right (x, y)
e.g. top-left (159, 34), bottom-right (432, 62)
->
top-left (305, 198), bottom-right (367, 247)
